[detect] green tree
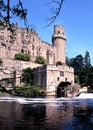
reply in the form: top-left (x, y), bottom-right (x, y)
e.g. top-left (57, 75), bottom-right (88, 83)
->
top-left (66, 51), bottom-right (92, 85)
top-left (79, 66), bottom-right (93, 87)
top-left (78, 51), bottom-right (91, 86)
top-left (21, 67), bottom-right (33, 85)
top-left (79, 67), bottom-right (88, 85)
top-left (66, 56), bottom-right (71, 66)
top-left (0, 0), bottom-right (27, 27)
top-left (87, 66), bottom-right (93, 88)
top-left (56, 61), bottom-right (63, 66)
top-left (35, 56), bottom-right (46, 64)
top-left (68, 55), bottom-right (84, 75)
top-left (14, 53), bottom-right (30, 61)
top-left (0, 0), bottom-right (64, 43)
top-left (84, 51), bottom-right (91, 68)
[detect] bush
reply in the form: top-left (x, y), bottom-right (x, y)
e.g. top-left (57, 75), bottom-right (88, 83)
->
top-left (21, 67), bottom-right (33, 85)
top-left (14, 53), bottom-right (30, 61)
top-left (35, 56), bottom-right (46, 64)
top-left (56, 61), bottom-right (63, 66)
top-left (12, 85), bottom-right (46, 98)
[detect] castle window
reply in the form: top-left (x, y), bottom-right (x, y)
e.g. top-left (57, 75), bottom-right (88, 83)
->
top-left (57, 77), bottom-right (59, 81)
top-left (21, 49), bottom-right (24, 53)
top-left (32, 38), bottom-right (35, 42)
top-left (58, 31), bottom-right (60, 34)
top-left (32, 44), bottom-right (34, 50)
top-left (8, 46), bottom-right (10, 50)
top-left (39, 48), bottom-right (41, 52)
top-left (37, 46), bottom-right (41, 54)
top-left (60, 71), bottom-right (64, 77)
top-left (65, 78), bottom-right (67, 81)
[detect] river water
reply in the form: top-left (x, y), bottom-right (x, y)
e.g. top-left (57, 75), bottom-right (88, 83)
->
top-left (0, 96), bottom-right (93, 130)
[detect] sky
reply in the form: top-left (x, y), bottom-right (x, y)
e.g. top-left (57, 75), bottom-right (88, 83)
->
top-left (10, 0), bottom-right (93, 64)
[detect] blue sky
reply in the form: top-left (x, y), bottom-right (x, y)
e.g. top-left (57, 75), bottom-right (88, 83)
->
top-left (10, 0), bottom-right (93, 64)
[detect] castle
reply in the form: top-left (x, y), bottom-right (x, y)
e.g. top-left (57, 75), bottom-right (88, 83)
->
top-left (0, 24), bottom-right (74, 96)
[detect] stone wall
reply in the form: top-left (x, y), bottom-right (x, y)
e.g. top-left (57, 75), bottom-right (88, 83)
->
top-left (0, 24), bottom-right (75, 95)
top-left (33, 64), bottom-right (74, 96)
top-left (0, 24), bottom-right (66, 65)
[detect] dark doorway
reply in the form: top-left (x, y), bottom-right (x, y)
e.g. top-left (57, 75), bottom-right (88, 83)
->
top-left (57, 87), bottom-right (65, 97)
top-left (57, 81), bottom-right (71, 97)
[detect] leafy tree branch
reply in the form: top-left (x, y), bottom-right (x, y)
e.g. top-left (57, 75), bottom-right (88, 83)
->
top-left (46, 0), bottom-right (64, 26)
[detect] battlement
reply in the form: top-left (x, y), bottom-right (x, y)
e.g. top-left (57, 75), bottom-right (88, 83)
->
top-left (52, 34), bottom-right (67, 40)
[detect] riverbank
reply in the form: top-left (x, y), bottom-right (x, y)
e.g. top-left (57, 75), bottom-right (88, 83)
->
top-left (0, 85), bottom-right (46, 98)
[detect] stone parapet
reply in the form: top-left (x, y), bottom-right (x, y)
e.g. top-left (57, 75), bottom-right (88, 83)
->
top-left (46, 64), bottom-right (74, 73)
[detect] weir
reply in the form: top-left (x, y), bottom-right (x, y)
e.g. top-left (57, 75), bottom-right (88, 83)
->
top-left (0, 95), bottom-right (93, 104)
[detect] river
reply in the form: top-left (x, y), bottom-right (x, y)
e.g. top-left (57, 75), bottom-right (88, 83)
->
top-left (0, 96), bottom-right (93, 130)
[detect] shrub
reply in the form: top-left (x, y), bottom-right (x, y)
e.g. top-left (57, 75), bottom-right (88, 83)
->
top-left (21, 67), bottom-right (33, 85)
top-left (14, 53), bottom-right (30, 61)
top-left (35, 56), bottom-right (46, 64)
top-left (56, 61), bottom-right (63, 66)
top-left (12, 85), bottom-right (46, 98)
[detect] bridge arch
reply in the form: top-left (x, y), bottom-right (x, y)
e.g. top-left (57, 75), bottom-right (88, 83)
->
top-left (57, 81), bottom-right (71, 97)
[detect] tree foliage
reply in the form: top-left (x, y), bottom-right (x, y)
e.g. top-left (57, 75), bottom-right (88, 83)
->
top-left (84, 51), bottom-right (91, 68)
top-left (0, 0), bottom-right (28, 27)
top-left (21, 67), bottom-right (33, 85)
top-left (0, 0), bottom-right (64, 43)
top-left (12, 84), bottom-right (46, 97)
top-left (14, 53), bottom-right (30, 61)
top-left (0, 0), bottom-right (64, 27)
top-left (66, 51), bottom-right (93, 88)
top-left (35, 56), bottom-right (46, 64)
top-left (56, 61), bottom-right (63, 66)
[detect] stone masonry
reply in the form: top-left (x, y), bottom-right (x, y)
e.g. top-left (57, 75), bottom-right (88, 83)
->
top-left (0, 24), bottom-right (66, 64)
top-left (0, 24), bottom-right (74, 95)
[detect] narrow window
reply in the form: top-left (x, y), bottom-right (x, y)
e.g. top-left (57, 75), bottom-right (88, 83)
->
top-left (21, 49), bottom-right (24, 53)
top-left (65, 78), bottom-right (67, 81)
top-left (33, 38), bottom-right (35, 42)
top-left (32, 45), bottom-right (34, 50)
top-left (60, 71), bottom-right (64, 77)
top-left (57, 77), bottom-right (59, 81)
top-left (39, 48), bottom-right (40, 52)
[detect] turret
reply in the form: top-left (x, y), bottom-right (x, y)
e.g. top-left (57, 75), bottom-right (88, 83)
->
top-left (52, 25), bottom-right (67, 64)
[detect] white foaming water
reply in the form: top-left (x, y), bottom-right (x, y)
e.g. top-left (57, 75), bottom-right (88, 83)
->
top-left (78, 92), bottom-right (93, 98)
top-left (0, 96), bottom-right (76, 104)
top-left (0, 94), bottom-right (93, 104)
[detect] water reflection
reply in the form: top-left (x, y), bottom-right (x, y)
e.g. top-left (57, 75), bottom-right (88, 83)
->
top-left (0, 97), bottom-right (93, 130)
top-left (62, 100), bottom-right (93, 130)
top-left (72, 104), bottom-right (93, 129)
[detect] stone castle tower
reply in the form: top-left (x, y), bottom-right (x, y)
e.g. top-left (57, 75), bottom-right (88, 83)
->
top-left (52, 25), bottom-right (67, 63)
top-left (0, 24), bottom-right (67, 65)
top-left (0, 24), bottom-right (74, 96)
